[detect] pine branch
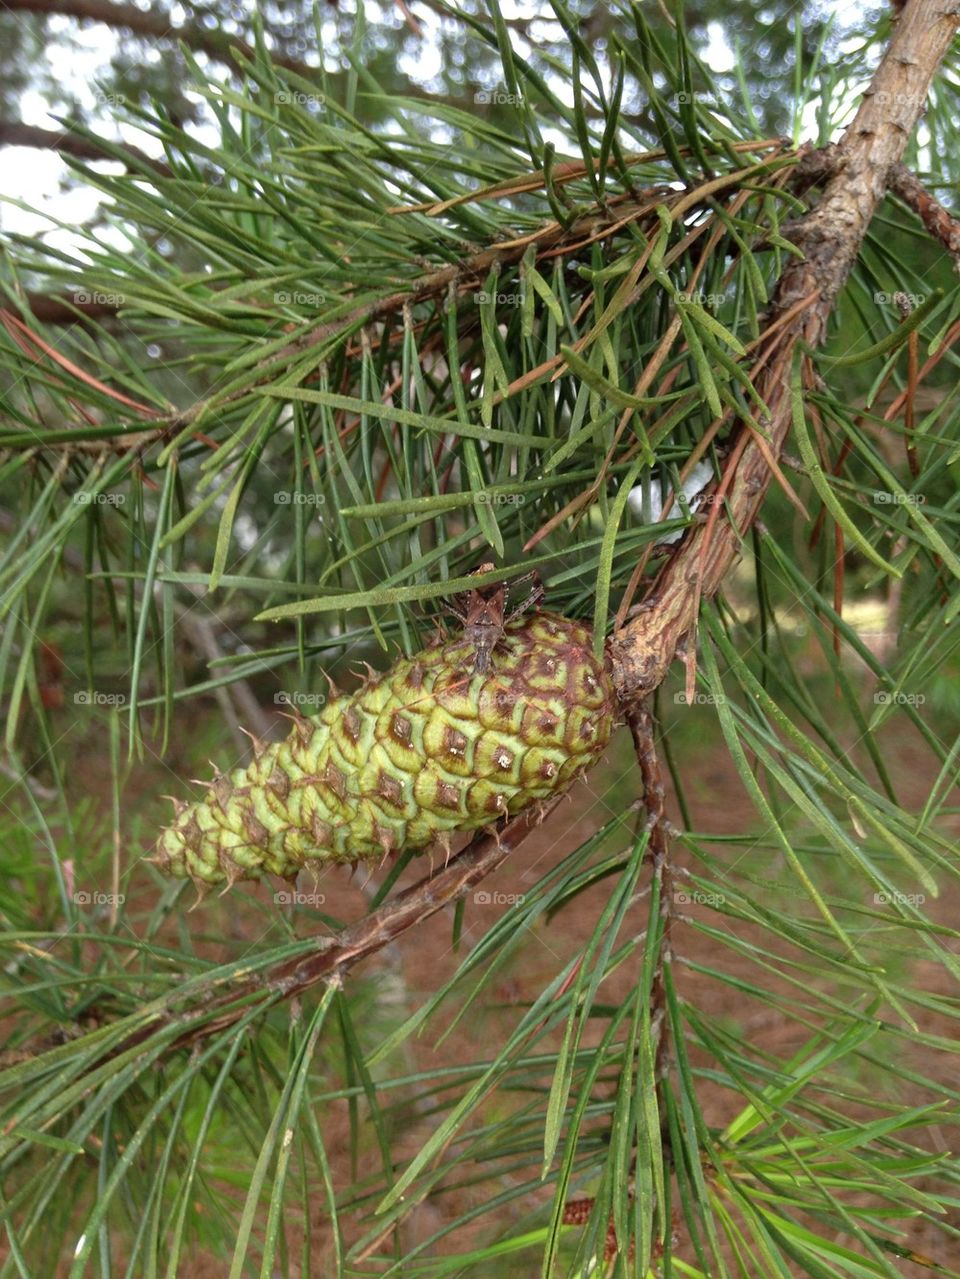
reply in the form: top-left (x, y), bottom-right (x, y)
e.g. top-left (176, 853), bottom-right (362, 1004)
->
top-left (8, 149), bottom-right (786, 448)
top-left (889, 161), bottom-right (960, 263)
top-left (608, 0), bottom-right (960, 706)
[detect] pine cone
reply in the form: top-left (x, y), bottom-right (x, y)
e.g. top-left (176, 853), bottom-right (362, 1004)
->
top-left (154, 611), bottom-right (616, 890)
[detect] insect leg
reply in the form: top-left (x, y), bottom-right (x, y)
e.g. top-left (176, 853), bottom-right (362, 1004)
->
top-left (504, 569), bottom-right (545, 622)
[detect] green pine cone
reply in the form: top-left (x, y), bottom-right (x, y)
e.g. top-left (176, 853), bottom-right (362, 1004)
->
top-left (154, 611), bottom-right (616, 889)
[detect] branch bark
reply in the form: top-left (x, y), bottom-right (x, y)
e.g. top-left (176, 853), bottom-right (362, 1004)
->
top-left (608, 0), bottom-right (960, 704)
top-left (2, 0), bottom-right (319, 79)
top-left (0, 120), bottom-right (170, 173)
top-left (19, 291), bottom-right (122, 324)
top-left (889, 161), bottom-right (960, 264)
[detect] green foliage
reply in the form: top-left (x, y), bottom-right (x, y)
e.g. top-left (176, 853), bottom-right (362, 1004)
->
top-left (0, 2), bottom-right (959, 1276)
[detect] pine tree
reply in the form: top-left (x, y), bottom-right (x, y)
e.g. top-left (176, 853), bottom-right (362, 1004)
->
top-left (1, 2), bottom-right (959, 1275)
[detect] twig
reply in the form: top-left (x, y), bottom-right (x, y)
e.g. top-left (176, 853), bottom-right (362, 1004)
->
top-left (889, 162), bottom-right (960, 266)
top-left (177, 612), bottom-right (272, 751)
top-left (3, 822), bottom-right (526, 1065)
top-left (10, 186), bottom-right (671, 441)
top-left (16, 292), bottom-right (124, 326)
top-left (0, 759), bottom-right (57, 801)
top-left (123, 803), bottom-right (557, 1059)
top-left (394, 0), bottom-right (423, 37)
top-left (12, 160), bottom-right (788, 447)
top-left (625, 703), bottom-right (674, 1086)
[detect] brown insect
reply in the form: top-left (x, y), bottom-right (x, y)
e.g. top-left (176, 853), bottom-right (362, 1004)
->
top-left (443, 562), bottom-right (544, 673)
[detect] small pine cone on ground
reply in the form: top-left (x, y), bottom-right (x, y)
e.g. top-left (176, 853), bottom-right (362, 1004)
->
top-left (153, 611), bottom-right (616, 890)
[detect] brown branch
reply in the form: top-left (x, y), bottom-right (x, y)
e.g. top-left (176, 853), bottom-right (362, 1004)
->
top-left (626, 704), bottom-right (674, 1082)
top-left (2, 0), bottom-right (319, 79)
top-left (118, 802), bottom-right (556, 1060)
top-left (17, 292), bottom-right (121, 324)
top-left (268, 813), bottom-right (535, 991)
top-left (607, 0), bottom-right (960, 706)
top-left (0, 120), bottom-right (171, 174)
top-left (888, 161), bottom-right (960, 264)
top-left (11, 186), bottom-right (674, 421)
